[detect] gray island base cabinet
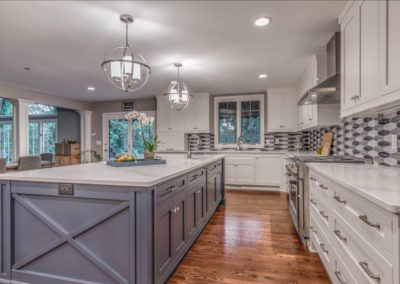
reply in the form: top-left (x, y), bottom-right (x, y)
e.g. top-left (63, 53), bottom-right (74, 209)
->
top-left (0, 158), bottom-right (225, 284)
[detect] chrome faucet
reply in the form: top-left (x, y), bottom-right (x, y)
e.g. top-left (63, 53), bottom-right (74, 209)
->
top-left (187, 134), bottom-right (200, 158)
top-left (237, 135), bottom-right (244, 150)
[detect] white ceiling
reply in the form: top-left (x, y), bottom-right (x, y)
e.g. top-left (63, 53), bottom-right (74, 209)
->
top-left (0, 1), bottom-right (346, 102)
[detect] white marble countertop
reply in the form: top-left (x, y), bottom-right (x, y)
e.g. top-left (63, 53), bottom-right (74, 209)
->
top-left (0, 154), bottom-right (224, 187)
top-left (308, 163), bottom-right (400, 214)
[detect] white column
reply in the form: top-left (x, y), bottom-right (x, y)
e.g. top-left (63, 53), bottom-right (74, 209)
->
top-left (15, 99), bottom-right (32, 158)
top-left (78, 110), bottom-right (93, 163)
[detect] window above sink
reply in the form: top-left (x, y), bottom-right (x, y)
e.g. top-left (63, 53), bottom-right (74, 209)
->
top-left (214, 94), bottom-right (264, 149)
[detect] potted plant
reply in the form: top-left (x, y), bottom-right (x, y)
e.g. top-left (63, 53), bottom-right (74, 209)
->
top-left (125, 111), bottom-right (161, 160)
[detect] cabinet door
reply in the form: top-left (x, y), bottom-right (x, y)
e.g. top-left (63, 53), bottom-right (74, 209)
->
top-left (359, 0), bottom-right (379, 104)
top-left (206, 174), bottom-right (216, 212)
top-left (195, 96), bottom-right (210, 133)
top-left (157, 96), bottom-right (172, 132)
top-left (341, 8), bottom-right (360, 111)
top-left (282, 94), bottom-right (295, 131)
top-left (224, 162), bottom-right (236, 184)
top-left (171, 196), bottom-right (186, 257)
top-left (170, 108), bottom-right (185, 131)
top-left (186, 181), bottom-right (205, 239)
top-left (216, 171), bottom-right (222, 204)
top-left (267, 94), bottom-right (283, 131)
top-left (184, 99), bottom-right (196, 132)
top-left (254, 156), bottom-right (283, 186)
top-left (380, 0), bottom-right (400, 98)
top-left (235, 160), bottom-right (254, 184)
top-left (155, 202), bottom-right (174, 280)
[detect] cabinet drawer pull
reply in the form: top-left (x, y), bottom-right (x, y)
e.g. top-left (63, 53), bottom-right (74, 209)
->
top-left (319, 184), bottom-right (328, 190)
top-left (190, 174), bottom-right (201, 181)
top-left (334, 230), bottom-right (347, 241)
top-left (320, 243), bottom-right (328, 253)
top-left (334, 194), bottom-right (346, 204)
top-left (310, 177), bottom-right (316, 181)
top-left (196, 190), bottom-right (201, 195)
top-left (334, 271), bottom-right (346, 284)
top-left (359, 261), bottom-right (380, 281)
top-left (310, 199), bottom-right (317, 205)
top-left (359, 215), bottom-right (380, 229)
top-left (319, 211), bottom-right (328, 219)
top-left (310, 226), bottom-right (317, 234)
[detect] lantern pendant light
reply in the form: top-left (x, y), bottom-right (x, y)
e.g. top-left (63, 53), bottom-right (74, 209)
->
top-left (101, 14), bottom-right (151, 92)
top-left (166, 63), bottom-right (191, 111)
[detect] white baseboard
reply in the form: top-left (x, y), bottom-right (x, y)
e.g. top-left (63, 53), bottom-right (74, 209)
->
top-left (226, 184), bottom-right (281, 191)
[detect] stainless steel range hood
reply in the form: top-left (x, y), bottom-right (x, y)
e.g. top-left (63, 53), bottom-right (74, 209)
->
top-left (298, 32), bottom-right (340, 105)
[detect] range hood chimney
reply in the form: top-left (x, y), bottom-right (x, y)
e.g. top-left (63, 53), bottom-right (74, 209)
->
top-left (298, 32), bottom-right (340, 105)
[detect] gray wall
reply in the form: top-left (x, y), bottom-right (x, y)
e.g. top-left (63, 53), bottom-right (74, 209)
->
top-left (57, 108), bottom-right (81, 143)
top-left (90, 98), bottom-right (156, 154)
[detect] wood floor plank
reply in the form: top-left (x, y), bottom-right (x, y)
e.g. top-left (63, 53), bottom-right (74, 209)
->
top-left (167, 190), bottom-right (331, 284)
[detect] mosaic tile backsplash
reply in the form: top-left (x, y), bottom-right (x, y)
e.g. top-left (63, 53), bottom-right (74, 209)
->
top-left (309, 110), bottom-right (400, 167)
top-left (188, 110), bottom-right (400, 167)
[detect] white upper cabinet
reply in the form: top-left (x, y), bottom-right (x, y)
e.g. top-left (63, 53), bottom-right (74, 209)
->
top-left (267, 88), bottom-right (296, 132)
top-left (380, 0), bottom-right (400, 99)
top-left (341, 4), bottom-right (361, 112)
top-left (156, 95), bottom-right (185, 132)
top-left (340, 0), bottom-right (400, 117)
top-left (296, 56), bottom-right (339, 131)
top-left (184, 93), bottom-right (210, 133)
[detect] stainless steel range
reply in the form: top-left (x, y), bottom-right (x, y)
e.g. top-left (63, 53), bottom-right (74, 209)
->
top-left (285, 155), bottom-right (368, 244)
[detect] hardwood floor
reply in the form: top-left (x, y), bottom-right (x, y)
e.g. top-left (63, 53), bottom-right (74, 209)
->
top-left (167, 190), bottom-right (331, 284)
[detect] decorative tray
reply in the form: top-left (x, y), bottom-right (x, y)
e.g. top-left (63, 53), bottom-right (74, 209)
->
top-left (106, 158), bottom-right (166, 167)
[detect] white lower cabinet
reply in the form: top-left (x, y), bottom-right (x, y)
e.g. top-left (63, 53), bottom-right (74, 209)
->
top-left (225, 157), bottom-right (254, 185)
top-left (224, 154), bottom-right (284, 188)
top-left (309, 169), bottom-right (399, 284)
top-left (254, 156), bottom-right (283, 186)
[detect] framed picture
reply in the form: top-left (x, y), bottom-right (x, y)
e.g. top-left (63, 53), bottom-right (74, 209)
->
top-left (122, 100), bottom-right (135, 111)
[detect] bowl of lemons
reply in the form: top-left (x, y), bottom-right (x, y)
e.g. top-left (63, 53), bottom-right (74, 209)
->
top-left (116, 154), bottom-right (136, 163)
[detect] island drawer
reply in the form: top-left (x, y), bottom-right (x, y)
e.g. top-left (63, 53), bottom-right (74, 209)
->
top-left (188, 168), bottom-right (206, 185)
top-left (206, 162), bottom-right (222, 174)
top-left (156, 176), bottom-right (187, 204)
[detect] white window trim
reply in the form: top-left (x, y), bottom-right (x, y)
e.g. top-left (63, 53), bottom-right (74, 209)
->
top-left (102, 111), bottom-right (156, 160)
top-left (28, 118), bottom-right (57, 154)
top-left (214, 94), bottom-right (264, 149)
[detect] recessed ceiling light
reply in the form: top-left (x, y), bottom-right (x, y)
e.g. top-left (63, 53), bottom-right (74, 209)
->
top-left (24, 67), bottom-right (30, 71)
top-left (254, 17), bottom-right (271, 27)
top-left (258, 74), bottom-right (268, 79)
top-left (311, 94), bottom-right (317, 97)
top-left (87, 86), bottom-right (95, 92)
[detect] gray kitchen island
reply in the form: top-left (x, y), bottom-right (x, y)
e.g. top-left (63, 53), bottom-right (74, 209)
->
top-left (0, 154), bottom-right (225, 284)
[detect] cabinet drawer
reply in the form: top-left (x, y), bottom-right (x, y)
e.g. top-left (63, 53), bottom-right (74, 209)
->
top-left (330, 180), bottom-right (395, 256)
top-left (332, 246), bottom-right (358, 284)
top-left (206, 162), bottom-right (222, 174)
top-left (310, 214), bottom-right (332, 273)
top-left (310, 192), bottom-right (331, 233)
top-left (188, 168), bottom-right (206, 185)
top-left (156, 176), bottom-right (187, 204)
top-left (309, 172), bottom-right (331, 201)
top-left (333, 211), bottom-right (393, 284)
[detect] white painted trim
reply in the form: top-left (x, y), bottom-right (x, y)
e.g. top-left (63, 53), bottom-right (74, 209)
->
top-left (78, 110), bottom-right (93, 163)
top-left (213, 94), bottom-right (265, 149)
top-left (102, 111), bottom-right (156, 160)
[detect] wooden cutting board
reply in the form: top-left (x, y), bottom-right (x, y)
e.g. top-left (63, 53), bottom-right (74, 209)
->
top-left (320, 133), bottom-right (333, 156)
